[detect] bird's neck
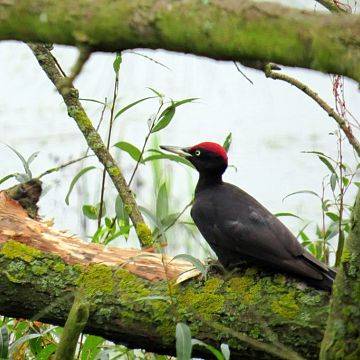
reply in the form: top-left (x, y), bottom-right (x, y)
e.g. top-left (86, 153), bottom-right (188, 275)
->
top-left (195, 172), bottom-right (223, 194)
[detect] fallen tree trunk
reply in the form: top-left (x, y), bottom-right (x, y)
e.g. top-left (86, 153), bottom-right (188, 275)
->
top-left (0, 0), bottom-right (359, 82)
top-left (0, 190), bottom-right (330, 359)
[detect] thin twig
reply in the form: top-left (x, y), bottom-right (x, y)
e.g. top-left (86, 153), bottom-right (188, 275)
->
top-left (37, 155), bottom-right (94, 179)
top-left (68, 47), bottom-right (91, 84)
top-left (98, 72), bottom-right (119, 228)
top-left (28, 43), bottom-right (153, 247)
top-left (128, 101), bottom-right (163, 186)
top-left (264, 64), bottom-right (360, 157)
top-left (233, 61), bottom-right (254, 85)
top-left (315, 0), bottom-right (350, 13)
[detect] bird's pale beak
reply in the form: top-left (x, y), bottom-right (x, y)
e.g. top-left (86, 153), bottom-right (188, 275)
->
top-left (160, 145), bottom-right (191, 157)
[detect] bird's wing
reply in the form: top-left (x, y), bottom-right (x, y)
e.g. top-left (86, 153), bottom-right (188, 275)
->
top-left (212, 184), bottom-right (325, 280)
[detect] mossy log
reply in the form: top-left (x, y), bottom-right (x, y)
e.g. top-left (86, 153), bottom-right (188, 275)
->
top-left (0, 1), bottom-right (359, 82)
top-left (0, 191), bottom-right (330, 359)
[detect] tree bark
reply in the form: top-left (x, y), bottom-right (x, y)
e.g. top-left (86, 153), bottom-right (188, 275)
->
top-left (320, 190), bottom-right (360, 359)
top-left (0, 0), bottom-right (359, 82)
top-left (0, 190), bottom-right (330, 359)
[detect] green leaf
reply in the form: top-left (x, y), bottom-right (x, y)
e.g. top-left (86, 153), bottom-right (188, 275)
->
top-left (65, 166), bottom-right (96, 205)
top-left (0, 174), bottom-right (15, 186)
top-left (0, 326), bottom-right (9, 360)
top-left (144, 150), bottom-right (193, 167)
top-left (113, 141), bottom-right (144, 163)
top-left (114, 96), bottom-right (156, 120)
top-left (221, 344), bottom-right (230, 360)
top-left (172, 97), bottom-right (198, 107)
top-left (172, 254), bottom-right (206, 277)
top-left (354, 182), bottom-right (360, 188)
top-left (27, 151), bottom-right (40, 166)
top-left (147, 87), bottom-right (164, 98)
top-left (82, 203), bottom-right (106, 220)
top-left (326, 212), bottom-right (340, 222)
top-left (151, 106), bottom-right (176, 133)
top-left (80, 335), bottom-right (104, 360)
top-left (6, 145), bottom-right (32, 179)
top-left (223, 133), bottom-right (232, 152)
top-left (191, 339), bottom-right (224, 360)
top-left (36, 343), bottom-right (57, 360)
top-left (156, 183), bottom-right (169, 221)
top-left (176, 323), bottom-right (192, 360)
top-left (82, 205), bottom-right (98, 220)
top-left (10, 334), bottom-right (44, 355)
top-left (342, 176), bottom-right (350, 187)
top-left (283, 190), bottom-right (320, 202)
top-left (330, 173), bottom-right (338, 191)
top-left (113, 53), bottom-right (122, 74)
top-left (115, 195), bottom-right (129, 224)
top-left (318, 156), bottom-right (336, 173)
top-left (274, 212), bottom-right (302, 220)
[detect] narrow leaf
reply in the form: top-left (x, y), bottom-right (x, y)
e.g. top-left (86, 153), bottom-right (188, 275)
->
top-left (330, 173), bottom-right (338, 191)
top-left (172, 97), bottom-right (198, 107)
top-left (6, 145), bottom-right (32, 179)
top-left (113, 53), bottom-right (122, 74)
top-left (172, 254), bottom-right (206, 276)
top-left (151, 106), bottom-right (176, 133)
top-left (326, 212), bottom-right (340, 222)
top-left (221, 344), bottom-right (230, 360)
top-left (223, 133), bottom-right (232, 152)
top-left (114, 96), bottom-right (156, 120)
top-left (114, 141), bottom-right (144, 163)
top-left (274, 212), bottom-right (302, 219)
top-left (191, 339), bottom-right (224, 360)
top-left (156, 183), bottom-right (169, 221)
top-left (176, 323), bottom-right (192, 360)
top-left (0, 326), bottom-right (9, 360)
top-left (0, 174), bottom-right (15, 186)
top-left (147, 87), bottom-right (164, 98)
top-left (283, 190), bottom-right (320, 202)
top-left (318, 156), bottom-right (336, 173)
top-left (27, 151), bottom-right (40, 166)
top-left (65, 166), bottom-right (96, 205)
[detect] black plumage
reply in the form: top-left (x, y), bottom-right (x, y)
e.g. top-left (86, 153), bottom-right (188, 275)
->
top-left (160, 142), bottom-right (336, 291)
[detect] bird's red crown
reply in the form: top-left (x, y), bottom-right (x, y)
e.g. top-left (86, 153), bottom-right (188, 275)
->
top-left (190, 142), bottom-right (228, 163)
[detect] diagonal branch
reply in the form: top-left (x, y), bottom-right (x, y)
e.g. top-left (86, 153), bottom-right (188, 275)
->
top-left (27, 43), bottom-right (153, 248)
top-left (264, 64), bottom-right (360, 157)
top-left (315, 0), bottom-right (349, 13)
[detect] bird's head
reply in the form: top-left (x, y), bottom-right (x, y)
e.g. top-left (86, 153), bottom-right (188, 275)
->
top-left (160, 142), bottom-right (228, 175)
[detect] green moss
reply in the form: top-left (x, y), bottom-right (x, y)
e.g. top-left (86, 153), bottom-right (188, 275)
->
top-left (271, 291), bottom-right (300, 319)
top-left (136, 222), bottom-right (153, 247)
top-left (81, 264), bottom-right (114, 297)
top-left (53, 262), bottom-right (66, 272)
top-left (115, 268), bottom-right (150, 298)
top-left (203, 277), bottom-right (223, 293)
top-left (1, 240), bottom-right (41, 262)
top-left (178, 287), bottom-right (225, 320)
top-left (31, 264), bottom-right (48, 275)
top-left (227, 276), bottom-right (254, 294)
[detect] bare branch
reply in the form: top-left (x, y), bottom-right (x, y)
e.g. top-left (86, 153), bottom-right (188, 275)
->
top-left (264, 64), bottom-right (360, 157)
top-left (27, 43), bottom-right (153, 248)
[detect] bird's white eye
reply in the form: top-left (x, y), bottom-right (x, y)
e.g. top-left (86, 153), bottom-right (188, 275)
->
top-left (195, 149), bottom-right (201, 156)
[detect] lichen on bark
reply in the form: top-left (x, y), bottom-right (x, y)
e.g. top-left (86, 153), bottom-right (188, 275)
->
top-left (0, 239), bottom-right (330, 359)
